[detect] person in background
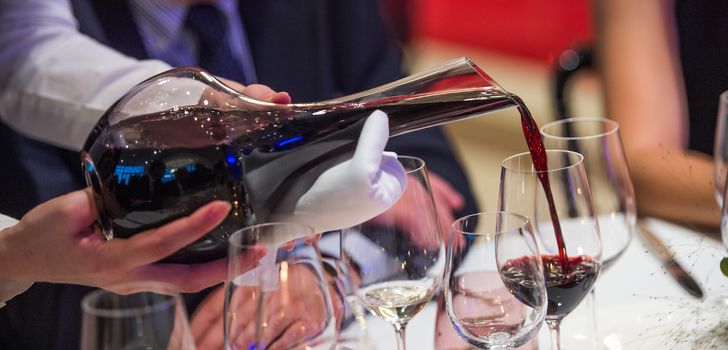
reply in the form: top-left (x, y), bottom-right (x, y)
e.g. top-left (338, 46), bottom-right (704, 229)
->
top-left (0, 0), bottom-right (477, 348)
top-left (593, 0), bottom-right (727, 229)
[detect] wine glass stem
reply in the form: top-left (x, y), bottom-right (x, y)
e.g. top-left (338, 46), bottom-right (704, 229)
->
top-left (546, 319), bottom-right (562, 350)
top-left (590, 289), bottom-right (599, 338)
top-left (393, 323), bottom-right (408, 350)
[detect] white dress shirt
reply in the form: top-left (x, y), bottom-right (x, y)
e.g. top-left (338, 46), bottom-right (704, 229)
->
top-left (0, 0), bottom-right (257, 151)
top-left (0, 0), bottom-right (172, 151)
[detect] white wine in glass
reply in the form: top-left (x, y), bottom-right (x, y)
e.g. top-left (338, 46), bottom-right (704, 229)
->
top-left (359, 280), bottom-right (435, 325)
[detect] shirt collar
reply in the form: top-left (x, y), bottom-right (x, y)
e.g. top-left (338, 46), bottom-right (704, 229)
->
top-left (129, 0), bottom-right (238, 53)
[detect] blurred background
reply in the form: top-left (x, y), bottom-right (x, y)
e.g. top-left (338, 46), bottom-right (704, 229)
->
top-left (382, 0), bottom-right (603, 210)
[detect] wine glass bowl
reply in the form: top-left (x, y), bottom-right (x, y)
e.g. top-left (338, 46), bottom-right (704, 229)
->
top-left (224, 222), bottom-right (336, 350)
top-left (342, 156), bottom-right (445, 350)
top-left (445, 211), bottom-right (547, 349)
top-left (540, 117), bottom-right (635, 270)
top-left (80, 282), bottom-right (195, 350)
top-left (499, 150), bottom-right (602, 349)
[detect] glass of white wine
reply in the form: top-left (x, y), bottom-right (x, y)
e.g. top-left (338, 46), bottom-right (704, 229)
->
top-left (342, 156), bottom-right (445, 350)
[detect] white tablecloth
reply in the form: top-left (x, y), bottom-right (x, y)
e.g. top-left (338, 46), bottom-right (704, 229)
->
top-left (365, 218), bottom-right (728, 349)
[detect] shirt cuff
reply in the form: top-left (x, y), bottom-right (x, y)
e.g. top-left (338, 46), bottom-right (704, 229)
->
top-left (0, 279), bottom-right (33, 309)
top-left (0, 214), bottom-right (33, 308)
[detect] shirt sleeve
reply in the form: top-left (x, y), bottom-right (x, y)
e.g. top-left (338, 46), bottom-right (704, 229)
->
top-left (0, 0), bottom-right (172, 151)
top-left (0, 214), bottom-right (33, 309)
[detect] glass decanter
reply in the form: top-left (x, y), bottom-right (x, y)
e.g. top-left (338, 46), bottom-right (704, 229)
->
top-left (81, 57), bottom-right (518, 263)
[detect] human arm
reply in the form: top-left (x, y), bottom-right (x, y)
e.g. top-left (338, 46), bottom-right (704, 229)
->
top-left (0, 188), bottom-right (265, 308)
top-left (0, 0), bottom-right (172, 150)
top-left (593, 0), bottom-right (720, 228)
top-left (0, 0), bottom-right (291, 151)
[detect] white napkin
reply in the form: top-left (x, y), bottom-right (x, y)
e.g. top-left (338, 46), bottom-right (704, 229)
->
top-left (267, 110), bottom-right (406, 243)
top-left (235, 111), bottom-right (406, 287)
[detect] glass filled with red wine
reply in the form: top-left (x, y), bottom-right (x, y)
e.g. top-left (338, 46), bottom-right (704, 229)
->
top-left (499, 150), bottom-right (602, 350)
top-left (444, 211), bottom-right (547, 349)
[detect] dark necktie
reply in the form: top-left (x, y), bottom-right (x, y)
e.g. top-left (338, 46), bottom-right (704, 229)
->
top-left (185, 4), bottom-right (248, 83)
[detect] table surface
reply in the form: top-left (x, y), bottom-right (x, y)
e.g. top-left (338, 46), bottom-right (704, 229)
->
top-left (364, 217), bottom-right (728, 350)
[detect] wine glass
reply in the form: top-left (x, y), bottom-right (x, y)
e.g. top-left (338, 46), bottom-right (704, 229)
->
top-left (499, 150), bottom-right (602, 350)
top-left (225, 222), bottom-right (336, 350)
top-left (444, 211), bottom-right (547, 349)
top-left (540, 118), bottom-right (635, 270)
top-left (80, 282), bottom-right (195, 350)
top-left (714, 90), bottom-right (728, 204)
top-left (540, 118), bottom-right (635, 349)
top-left (341, 155), bottom-right (445, 350)
top-left (317, 230), bottom-right (377, 350)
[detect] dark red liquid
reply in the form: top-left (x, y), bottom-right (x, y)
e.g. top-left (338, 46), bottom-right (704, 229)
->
top-left (513, 96), bottom-right (570, 270)
top-left (501, 255), bottom-right (599, 318)
top-left (498, 255), bottom-right (543, 309)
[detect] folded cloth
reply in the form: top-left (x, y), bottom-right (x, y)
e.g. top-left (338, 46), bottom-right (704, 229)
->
top-left (267, 110), bottom-right (406, 245)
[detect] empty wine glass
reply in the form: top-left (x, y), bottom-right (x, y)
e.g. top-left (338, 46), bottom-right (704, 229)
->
top-left (317, 230), bottom-right (377, 350)
top-left (225, 222), bottom-right (336, 350)
top-left (714, 91), bottom-right (728, 204)
top-left (541, 118), bottom-right (635, 349)
top-left (342, 156), bottom-right (445, 350)
top-left (499, 150), bottom-right (602, 350)
top-left (80, 282), bottom-right (195, 350)
top-left (540, 118), bottom-right (635, 269)
top-left (444, 211), bottom-right (547, 349)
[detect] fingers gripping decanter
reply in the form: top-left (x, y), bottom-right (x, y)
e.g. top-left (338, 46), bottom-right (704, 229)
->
top-left (81, 57), bottom-right (518, 263)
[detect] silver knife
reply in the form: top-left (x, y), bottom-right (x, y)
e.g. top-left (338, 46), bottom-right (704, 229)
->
top-left (637, 220), bottom-right (704, 299)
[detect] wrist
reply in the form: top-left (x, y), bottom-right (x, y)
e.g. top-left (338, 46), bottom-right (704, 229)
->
top-left (0, 220), bottom-right (33, 284)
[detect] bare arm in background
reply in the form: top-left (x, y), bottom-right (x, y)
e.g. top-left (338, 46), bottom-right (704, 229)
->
top-left (593, 0), bottom-right (720, 229)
